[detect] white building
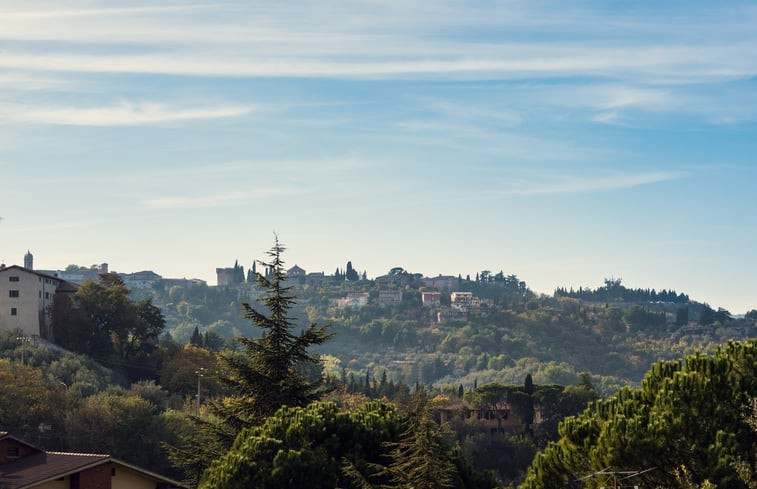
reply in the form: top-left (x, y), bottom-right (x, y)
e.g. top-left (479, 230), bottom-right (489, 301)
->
top-left (0, 265), bottom-right (77, 339)
top-left (337, 292), bottom-right (369, 308)
top-left (450, 292), bottom-right (474, 310)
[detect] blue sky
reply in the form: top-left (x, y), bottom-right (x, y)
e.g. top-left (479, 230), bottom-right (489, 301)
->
top-left (1, 1), bottom-right (756, 313)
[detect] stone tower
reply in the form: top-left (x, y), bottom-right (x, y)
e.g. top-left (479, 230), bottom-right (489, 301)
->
top-left (24, 250), bottom-right (33, 270)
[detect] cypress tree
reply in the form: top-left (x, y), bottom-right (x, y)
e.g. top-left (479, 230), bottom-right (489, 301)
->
top-left (190, 326), bottom-right (202, 346)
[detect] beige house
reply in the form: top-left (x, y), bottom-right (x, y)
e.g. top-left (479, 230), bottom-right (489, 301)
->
top-left (0, 265), bottom-right (77, 339)
top-left (377, 290), bottom-right (403, 304)
top-left (421, 291), bottom-right (441, 307)
top-left (450, 291), bottom-right (474, 309)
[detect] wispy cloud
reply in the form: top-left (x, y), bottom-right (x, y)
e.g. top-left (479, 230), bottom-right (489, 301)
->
top-left (498, 171), bottom-right (685, 196)
top-left (2, 46), bottom-right (755, 82)
top-left (142, 187), bottom-right (306, 209)
top-left (1, 1), bottom-right (756, 84)
top-left (0, 101), bottom-right (255, 126)
top-left (0, 72), bottom-right (77, 91)
top-left (592, 111), bottom-right (624, 125)
top-left (2, 4), bottom-right (216, 20)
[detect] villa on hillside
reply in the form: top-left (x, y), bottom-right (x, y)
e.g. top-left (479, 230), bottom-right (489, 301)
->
top-left (422, 275), bottom-right (459, 290)
top-left (377, 290), bottom-right (403, 304)
top-left (336, 292), bottom-right (369, 308)
top-left (286, 265), bottom-right (306, 277)
top-left (437, 400), bottom-right (543, 436)
top-left (421, 291), bottom-right (441, 307)
top-left (438, 307), bottom-right (467, 323)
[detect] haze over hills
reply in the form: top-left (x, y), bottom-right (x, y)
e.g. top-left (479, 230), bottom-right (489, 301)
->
top-left (2, 2), bottom-right (757, 487)
top-left (1, 247), bottom-right (754, 487)
top-left (83, 257), bottom-right (752, 395)
top-left (16, 250), bottom-right (752, 315)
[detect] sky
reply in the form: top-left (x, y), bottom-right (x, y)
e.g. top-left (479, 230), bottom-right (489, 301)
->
top-left (1, 1), bottom-right (756, 313)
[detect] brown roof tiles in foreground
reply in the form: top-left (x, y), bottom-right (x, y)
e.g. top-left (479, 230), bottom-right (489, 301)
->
top-left (0, 452), bottom-right (109, 489)
top-left (0, 451), bottom-right (185, 489)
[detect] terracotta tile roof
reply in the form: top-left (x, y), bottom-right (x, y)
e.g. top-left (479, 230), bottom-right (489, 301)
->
top-left (0, 265), bottom-right (63, 283)
top-left (0, 452), bottom-right (108, 489)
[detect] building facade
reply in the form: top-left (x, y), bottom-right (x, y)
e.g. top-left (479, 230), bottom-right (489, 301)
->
top-left (421, 291), bottom-right (442, 307)
top-left (0, 265), bottom-right (76, 339)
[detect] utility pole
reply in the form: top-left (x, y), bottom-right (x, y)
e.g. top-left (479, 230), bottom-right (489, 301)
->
top-left (195, 368), bottom-right (205, 416)
top-left (16, 335), bottom-right (33, 365)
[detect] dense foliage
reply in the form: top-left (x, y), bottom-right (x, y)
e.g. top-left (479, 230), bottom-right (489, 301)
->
top-left (199, 401), bottom-right (404, 489)
top-left (200, 395), bottom-right (498, 489)
top-left (520, 339), bottom-right (757, 489)
top-left (53, 272), bottom-right (165, 363)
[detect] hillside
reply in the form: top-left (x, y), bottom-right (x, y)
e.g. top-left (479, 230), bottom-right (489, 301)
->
top-left (142, 272), bottom-right (756, 397)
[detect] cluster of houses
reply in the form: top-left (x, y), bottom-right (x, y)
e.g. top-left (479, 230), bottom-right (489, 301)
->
top-left (332, 287), bottom-right (492, 324)
top-left (1, 251), bottom-right (503, 341)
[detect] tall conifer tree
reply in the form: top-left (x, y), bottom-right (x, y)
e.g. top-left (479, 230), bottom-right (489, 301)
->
top-left (216, 237), bottom-right (333, 425)
top-left (166, 237), bottom-right (332, 486)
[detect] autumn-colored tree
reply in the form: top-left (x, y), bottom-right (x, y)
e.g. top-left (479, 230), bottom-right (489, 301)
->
top-left (0, 358), bottom-right (66, 444)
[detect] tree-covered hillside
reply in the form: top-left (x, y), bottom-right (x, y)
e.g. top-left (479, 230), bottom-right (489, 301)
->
top-left (145, 271), bottom-right (756, 396)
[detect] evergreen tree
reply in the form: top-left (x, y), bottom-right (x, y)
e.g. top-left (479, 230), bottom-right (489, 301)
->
top-left (189, 326), bottom-right (202, 346)
top-left (166, 237), bottom-right (332, 485)
top-left (215, 237), bottom-right (333, 426)
top-left (524, 374), bottom-right (534, 395)
top-left (521, 340), bottom-right (757, 489)
top-left (346, 261), bottom-right (359, 281)
top-left (233, 260), bottom-right (245, 284)
top-left (388, 387), bottom-right (458, 489)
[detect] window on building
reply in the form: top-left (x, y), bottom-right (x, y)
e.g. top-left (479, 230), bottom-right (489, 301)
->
top-left (9, 276), bottom-right (19, 282)
top-left (9, 290), bottom-right (19, 298)
top-left (6, 446), bottom-right (19, 458)
top-left (45, 292), bottom-right (49, 299)
top-left (11, 308), bottom-right (17, 316)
